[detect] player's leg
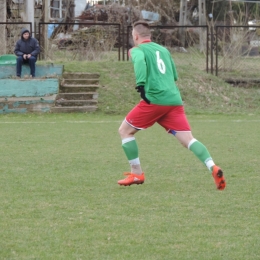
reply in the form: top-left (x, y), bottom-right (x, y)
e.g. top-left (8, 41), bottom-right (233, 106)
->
top-left (117, 101), bottom-right (161, 186)
top-left (117, 120), bottom-right (145, 186)
top-left (118, 120), bottom-right (142, 175)
top-left (175, 131), bottom-right (215, 171)
top-left (158, 106), bottom-right (225, 190)
top-left (175, 132), bottom-right (225, 190)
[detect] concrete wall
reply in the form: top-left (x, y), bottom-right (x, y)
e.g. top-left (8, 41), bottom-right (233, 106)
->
top-left (0, 64), bottom-right (63, 113)
top-left (0, 78), bottom-right (59, 97)
top-left (0, 96), bottom-right (57, 113)
top-left (0, 64), bottom-right (64, 79)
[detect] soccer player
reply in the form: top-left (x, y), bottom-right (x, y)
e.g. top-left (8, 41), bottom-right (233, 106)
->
top-left (117, 20), bottom-right (226, 190)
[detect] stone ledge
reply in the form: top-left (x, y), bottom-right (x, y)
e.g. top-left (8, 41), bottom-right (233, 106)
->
top-left (0, 78), bottom-right (59, 97)
top-left (0, 64), bottom-right (64, 79)
top-left (0, 95), bottom-right (56, 114)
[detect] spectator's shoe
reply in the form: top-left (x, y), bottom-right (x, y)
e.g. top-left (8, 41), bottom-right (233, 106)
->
top-left (118, 172), bottom-right (145, 186)
top-left (212, 165), bottom-right (226, 190)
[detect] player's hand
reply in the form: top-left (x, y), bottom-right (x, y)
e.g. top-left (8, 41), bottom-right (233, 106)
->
top-left (135, 86), bottom-right (142, 93)
top-left (23, 54), bottom-right (27, 59)
top-left (135, 86), bottom-right (150, 104)
top-left (27, 54), bottom-right (31, 58)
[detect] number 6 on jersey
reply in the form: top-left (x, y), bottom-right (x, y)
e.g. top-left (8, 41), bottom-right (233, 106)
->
top-left (156, 51), bottom-right (166, 74)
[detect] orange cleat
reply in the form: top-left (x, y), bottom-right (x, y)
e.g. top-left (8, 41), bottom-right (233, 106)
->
top-left (118, 172), bottom-right (145, 186)
top-left (212, 165), bottom-right (226, 190)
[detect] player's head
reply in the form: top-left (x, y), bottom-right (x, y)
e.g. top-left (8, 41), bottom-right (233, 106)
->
top-left (132, 20), bottom-right (151, 46)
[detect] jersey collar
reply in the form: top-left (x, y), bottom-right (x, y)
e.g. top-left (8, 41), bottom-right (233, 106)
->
top-left (140, 40), bottom-right (151, 44)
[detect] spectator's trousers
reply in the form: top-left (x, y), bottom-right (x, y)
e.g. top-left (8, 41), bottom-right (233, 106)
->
top-left (16, 56), bottom-right (37, 77)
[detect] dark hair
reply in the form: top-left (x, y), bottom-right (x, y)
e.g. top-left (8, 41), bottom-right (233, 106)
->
top-left (133, 20), bottom-right (150, 28)
top-left (132, 20), bottom-right (151, 37)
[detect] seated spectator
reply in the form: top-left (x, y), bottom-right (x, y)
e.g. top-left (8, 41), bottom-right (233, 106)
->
top-left (14, 28), bottom-right (40, 78)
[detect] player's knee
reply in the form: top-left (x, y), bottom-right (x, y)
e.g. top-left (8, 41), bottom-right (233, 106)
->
top-left (118, 125), bottom-right (135, 139)
top-left (118, 127), bottom-right (129, 138)
top-left (118, 126), bottom-right (124, 137)
top-left (182, 142), bottom-right (189, 148)
top-left (174, 131), bottom-right (193, 149)
top-left (177, 139), bottom-right (188, 148)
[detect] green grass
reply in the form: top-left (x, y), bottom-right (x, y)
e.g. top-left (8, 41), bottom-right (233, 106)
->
top-left (2, 57), bottom-right (260, 258)
top-left (38, 59), bottom-right (260, 116)
top-left (0, 113), bottom-right (260, 259)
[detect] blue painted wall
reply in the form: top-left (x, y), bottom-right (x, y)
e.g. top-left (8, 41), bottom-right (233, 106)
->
top-left (0, 79), bottom-right (59, 97)
top-left (0, 64), bottom-right (63, 113)
top-left (0, 64), bottom-right (63, 79)
top-left (0, 97), bottom-right (56, 114)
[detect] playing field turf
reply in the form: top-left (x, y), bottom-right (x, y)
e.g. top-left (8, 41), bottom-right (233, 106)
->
top-left (0, 113), bottom-right (259, 260)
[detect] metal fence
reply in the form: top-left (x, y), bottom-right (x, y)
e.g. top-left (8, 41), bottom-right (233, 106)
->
top-left (215, 25), bottom-right (260, 79)
top-left (1, 21), bottom-right (260, 81)
top-left (0, 22), bottom-right (32, 56)
top-left (1, 22), bottom-right (210, 71)
top-left (38, 22), bottom-right (121, 61)
top-left (125, 25), bottom-right (209, 72)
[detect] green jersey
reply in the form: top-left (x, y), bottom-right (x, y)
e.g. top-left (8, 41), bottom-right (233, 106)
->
top-left (130, 41), bottom-right (183, 106)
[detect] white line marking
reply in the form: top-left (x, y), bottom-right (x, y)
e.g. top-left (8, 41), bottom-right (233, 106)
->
top-left (65, 121), bottom-right (122, 123)
top-left (0, 121), bottom-right (122, 124)
top-left (0, 120), bottom-right (260, 124)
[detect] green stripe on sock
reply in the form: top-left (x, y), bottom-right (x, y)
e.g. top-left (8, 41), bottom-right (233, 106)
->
top-left (189, 140), bottom-right (211, 164)
top-left (122, 139), bottom-right (139, 160)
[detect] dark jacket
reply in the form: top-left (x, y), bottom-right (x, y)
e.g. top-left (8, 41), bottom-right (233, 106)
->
top-left (14, 28), bottom-right (40, 57)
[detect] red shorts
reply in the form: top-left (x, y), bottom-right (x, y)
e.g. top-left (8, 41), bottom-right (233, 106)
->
top-left (125, 100), bottom-right (191, 133)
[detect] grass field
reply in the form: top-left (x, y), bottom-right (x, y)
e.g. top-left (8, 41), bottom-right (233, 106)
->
top-left (42, 60), bottom-right (260, 116)
top-left (0, 113), bottom-right (260, 259)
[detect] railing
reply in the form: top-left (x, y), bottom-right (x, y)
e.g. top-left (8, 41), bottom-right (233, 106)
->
top-left (126, 25), bottom-right (209, 73)
top-left (2, 21), bottom-right (259, 80)
top-left (215, 25), bottom-right (260, 79)
top-left (38, 22), bottom-right (121, 61)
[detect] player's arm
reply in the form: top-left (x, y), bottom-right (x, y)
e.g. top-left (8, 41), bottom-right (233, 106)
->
top-left (129, 47), bottom-right (147, 86)
top-left (129, 47), bottom-right (150, 104)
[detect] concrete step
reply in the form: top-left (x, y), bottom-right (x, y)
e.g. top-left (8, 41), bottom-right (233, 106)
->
top-left (63, 72), bottom-right (100, 79)
top-left (51, 106), bottom-right (97, 113)
top-left (55, 99), bottom-right (97, 106)
top-left (62, 78), bottom-right (99, 85)
top-left (60, 84), bottom-right (99, 93)
top-left (56, 92), bottom-right (98, 100)
top-left (0, 96), bottom-right (56, 113)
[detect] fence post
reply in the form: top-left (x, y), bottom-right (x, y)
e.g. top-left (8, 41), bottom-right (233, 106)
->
top-left (122, 25), bottom-right (125, 61)
top-left (127, 26), bottom-right (131, 61)
top-left (210, 25), bottom-right (214, 74)
top-left (215, 26), bottom-right (218, 76)
top-left (118, 24), bottom-right (121, 61)
top-left (0, 1), bottom-right (7, 55)
top-left (179, 0), bottom-right (187, 47)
